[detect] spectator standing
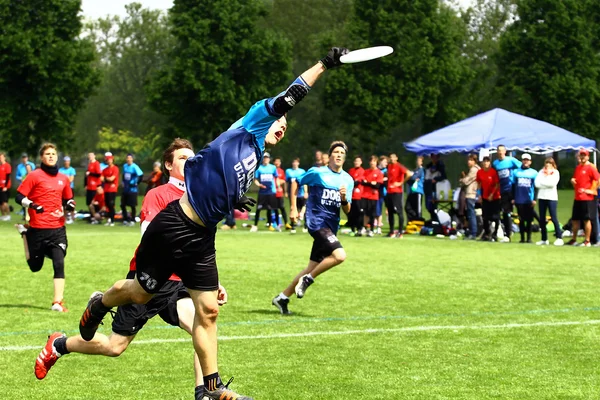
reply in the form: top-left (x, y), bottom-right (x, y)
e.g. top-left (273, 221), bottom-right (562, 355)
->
top-left (348, 156), bottom-right (365, 236)
top-left (102, 152), bottom-right (119, 226)
top-left (273, 157), bottom-right (289, 229)
top-left (492, 145), bottom-right (521, 242)
top-left (375, 156), bottom-right (388, 235)
top-left (144, 161), bottom-right (164, 194)
top-left (314, 150), bottom-right (323, 167)
top-left (321, 153), bottom-right (329, 167)
top-left (386, 153), bottom-right (412, 238)
top-left (0, 152), bottom-right (12, 221)
top-left (362, 155), bottom-right (384, 237)
top-left (513, 154), bottom-right (538, 243)
top-left (460, 154), bottom-right (481, 239)
top-left (476, 156), bottom-right (501, 241)
top-left (58, 156), bottom-right (76, 224)
top-left (424, 154), bottom-right (446, 217)
top-left (405, 156), bottom-right (425, 221)
top-left (285, 158), bottom-right (307, 234)
top-left (16, 153), bottom-right (36, 185)
top-left (251, 152), bottom-right (277, 232)
top-left (568, 149), bottom-right (599, 246)
top-left (121, 154), bottom-right (144, 226)
top-left (534, 157), bottom-right (563, 246)
top-left (85, 153), bottom-right (102, 208)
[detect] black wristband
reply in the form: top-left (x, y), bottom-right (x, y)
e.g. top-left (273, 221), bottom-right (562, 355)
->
top-left (341, 200), bottom-right (348, 206)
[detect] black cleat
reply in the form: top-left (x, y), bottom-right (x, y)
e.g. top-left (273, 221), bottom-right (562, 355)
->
top-left (294, 274), bottom-right (314, 299)
top-left (204, 377), bottom-right (253, 400)
top-left (79, 291), bottom-right (109, 341)
top-left (272, 296), bottom-right (292, 315)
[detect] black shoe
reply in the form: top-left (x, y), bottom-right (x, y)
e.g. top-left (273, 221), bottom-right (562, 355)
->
top-left (294, 274), bottom-right (314, 299)
top-left (272, 296), bottom-right (291, 315)
top-left (79, 292), bottom-right (108, 341)
top-left (204, 377), bottom-right (253, 400)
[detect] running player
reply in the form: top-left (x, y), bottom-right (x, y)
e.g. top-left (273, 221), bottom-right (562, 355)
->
top-left (285, 158), bottom-right (307, 233)
top-left (14, 143), bottom-right (75, 312)
top-left (77, 48), bottom-right (349, 400)
top-left (272, 141), bottom-right (353, 314)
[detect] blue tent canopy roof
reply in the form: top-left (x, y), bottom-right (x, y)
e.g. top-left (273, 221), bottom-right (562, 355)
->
top-left (404, 108), bottom-right (597, 155)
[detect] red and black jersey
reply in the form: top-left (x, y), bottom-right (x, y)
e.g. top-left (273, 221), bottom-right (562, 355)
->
top-left (86, 160), bottom-right (102, 191)
top-left (387, 162), bottom-right (408, 194)
top-left (362, 168), bottom-right (384, 200)
top-left (92, 192), bottom-right (106, 210)
top-left (275, 167), bottom-right (285, 198)
top-left (0, 162), bottom-right (11, 189)
top-left (477, 168), bottom-right (500, 200)
top-left (102, 165), bottom-right (119, 193)
top-left (348, 167), bottom-right (364, 200)
top-left (17, 169), bottom-right (73, 229)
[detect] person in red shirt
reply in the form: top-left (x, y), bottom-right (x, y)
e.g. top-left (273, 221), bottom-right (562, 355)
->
top-left (85, 152), bottom-right (102, 207)
top-left (101, 152), bottom-right (119, 226)
top-left (35, 138), bottom-right (228, 400)
top-left (385, 153), bottom-right (412, 238)
top-left (89, 186), bottom-right (106, 224)
top-left (273, 157), bottom-right (289, 230)
top-left (362, 155), bottom-right (384, 237)
top-left (476, 156), bottom-right (501, 241)
top-left (0, 152), bottom-right (12, 221)
top-left (144, 161), bottom-right (164, 194)
top-left (14, 143), bottom-right (75, 312)
top-left (348, 156), bottom-right (365, 235)
top-left (568, 149), bottom-right (600, 246)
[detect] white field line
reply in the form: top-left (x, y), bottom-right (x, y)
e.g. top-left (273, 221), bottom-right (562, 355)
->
top-left (2, 319), bottom-right (600, 352)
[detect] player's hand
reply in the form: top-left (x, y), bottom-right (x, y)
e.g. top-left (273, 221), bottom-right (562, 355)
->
top-left (1, 187), bottom-right (6, 192)
top-left (320, 47), bottom-right (349, 69)
top-left (532, 200), bottom-right (536, 206)
top-left (571, 178), bottom-right (577, 186)
top-left (234, 195), bottom-right (257, 212)
top-left (290, 206), bottom-right (298, 221)
top-left (217, 285), bottom-right (228, 306)
top-left (65, 199), bottom-right (76, 212)
top-left (30, 203), bottom-right (44, 213)
top-left (339, 185), bottom-right (347, 201)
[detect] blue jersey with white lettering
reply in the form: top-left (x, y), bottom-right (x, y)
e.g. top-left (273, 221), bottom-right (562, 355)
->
top-left (255, 164), bottom-right (277, 195)
top-left (285, 168), bottom-right (306, 197)
top-left (493, 157), bottom-right (522, 194)
top-left (122, 163), bottom-right (144, 193)
top-left (300, 166), bottom-right (354, 234)
top-left (514, 167), bottom-right (538, 204)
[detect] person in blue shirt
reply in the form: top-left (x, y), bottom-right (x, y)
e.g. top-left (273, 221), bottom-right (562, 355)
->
top-left (492, 144), bottom-right (522, 242)
top-left (250, 152), bottom-right (277, 231)
top-left (78, 47), bottom-right (349, 400)
top-left (121, 154), bottom-right (144, 226)
top-left (16, 153), bottom-right (36, 185)
top-left (59, 156), bottom-right (77, 224)
top-left (513, 153), bottom-right (538, 243)
top-left (405, 156), bottom-right (425, 221)
top-left (285, 157), bottom-right (307, 233)
top-left (272, 141), bottom-right (354, 315)
top-left (375, 156), bottom-right (388, 235)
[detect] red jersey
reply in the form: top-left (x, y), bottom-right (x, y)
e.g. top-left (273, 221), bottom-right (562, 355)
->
top-left (17, 169), bottom-right (73, 229)
top-left (387, 162), bottom-right (408, 194)
top-left (92, 192), bottom-right (106, 210)
top-left (362, 168), bottom-right (384, 200)
top-left (0, 162), bottom-right (11, 189)
top-left (130, 180), bottom-right (185, 281)
top-left (476, 168), bottom-right (501, 200)
top-left (348, 167), bottom-right (364, 200)
top-left (86, 160), bottom-right (102, 191)
top-left (102, 165), bottom-right (119, 193)
top-left (573, 163), bottom-right (600, 201)
top-left (275, 167), bottom-right (285, 198)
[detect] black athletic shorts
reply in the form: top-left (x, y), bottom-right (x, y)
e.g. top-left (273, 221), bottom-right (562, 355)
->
top-left (516, 203), bottom-right (535, 221)
top-left (364, 199), bottom-right (378, 218)
top-left (135, 201), bottom-right (218, 293)
top-left (257, 194), bottom-right (276, 210)
top-left (0, 190), bottom-right (8, 204)
top-left (112, 271), bottom-right (190, 336)
top-left (121, 192), bottom-right (138, 207)
top-left (295, 197), bottom-right (307, 210)
top-left (482, 199), bottom-right (501, 220)
top-left (275, 196), bottom-right (284, 209)
top-left (500, 192), bottom-right (514, 214)
top-left (86, 190), bottom-right (96, 206)
top-left (309, 228), bottom-right (343, 263)
top-left (104, 192), bottom-right (117, 208)
top-left (572, 200), bottom-right (596, 221)
top-left (385, 193), bottom-right (404, 213)
top-left (26, 226), bottom-right (68, 259)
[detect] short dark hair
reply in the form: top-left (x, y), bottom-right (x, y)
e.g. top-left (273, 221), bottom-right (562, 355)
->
top-left (370, 155), bottom-right (378, 163)
top-left (468, 154), bottom-right (478, 162)
top-left (274, 157), bottom-right (281, 162)
top-left (293, 157), bottom-right (300, 162)
top-left (328, 140), bottom-right (348, 155)
top-left (497, 144), bottom-right (506, 150)
top-left (482, 156), bottom-right (491, 162)
top-left (39, 142), bottom-right (57, 156)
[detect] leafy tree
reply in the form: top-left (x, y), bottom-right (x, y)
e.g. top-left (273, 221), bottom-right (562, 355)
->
top-left (96, 126), bottom-right (162, 167)
top-left (0, 0), bottom-right (99, 157)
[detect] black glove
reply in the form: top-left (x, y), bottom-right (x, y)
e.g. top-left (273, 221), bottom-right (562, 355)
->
top-left (320, 47), bottom-right (349, 69)
top-left (65, 199), bottom-right (76, 212)
top-left (30, 203), bottom-right (44, 213)
top-left (234, 195), bottom-right (257, 212)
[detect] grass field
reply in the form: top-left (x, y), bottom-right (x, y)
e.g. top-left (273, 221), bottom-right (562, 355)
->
top-left (2, 191), bottom-right (600, 399)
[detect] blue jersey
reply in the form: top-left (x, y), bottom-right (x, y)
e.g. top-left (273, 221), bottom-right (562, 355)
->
top-left (493, 157), bottom-right (522, 194)
top-left (408, 166), bottom-right (424, 194)
top-left (514, 167), bottom-right (538, 204)
top-left (255, 164), bottom-right (277, 195)
top-left (59, 166), bottom-right (76, 188)
top-left (285, 168), bottom-right (306, 197)
top-left (301, 166), bottom-right (354, 234)
top-left (379, 167), bottom-right (387, 198)
top-left (122, 163), bottom-right (144, 193)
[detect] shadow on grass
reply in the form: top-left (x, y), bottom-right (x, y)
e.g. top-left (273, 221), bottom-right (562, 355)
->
top-left (0, 304), bottom-right (49, 311)
top-left (245, 309), bottom-right (312, 318)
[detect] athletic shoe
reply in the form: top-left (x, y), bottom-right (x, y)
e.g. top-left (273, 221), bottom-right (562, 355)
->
top-left (104, 219), bottom-right (113, 227)
top-left (249, 225), bottom-right (258, 232)
top-left (204, 377), bottom-right (253, 400)
top-left (285, 223), bottom-right (292, 230)
top-left (302, 228), bottom-right (308, 233)
top-left (536, 240), bottom-right (549, 246)
top-left (566, 239), bottom-right (577, 246)
top-left (268, 225), bottom-right (275, 232)
top-left (79, 291), bottom-right (108, 341)
top-left (35, 332), bottom-right (65, 380)
top-left (15, 223), bottom-right (27, 236)
top-left (579, 241), bottom-right (591, 247)
top-left (272, 296), bottom-right (291, 315)
top-left (387, 231), bottom-right (397, 238)
top-left (91, 220), bottom-right (99, 225)
top-left (395, 232), bottom-right (404, 239)
top-left (295, 274), bottom-right (314, 299)
top-left (367, 230), bottom-right (374, 238)
top-left (554, 238), bottom-right (564, 246)
top-left (376, 227), bottom-right (382, 235)
top-left (51, 300), bottom-right (68, 312)
top-left (290, 229), bottom-right (296, 234)
top-left (500, 236), bottom-right (510, 243)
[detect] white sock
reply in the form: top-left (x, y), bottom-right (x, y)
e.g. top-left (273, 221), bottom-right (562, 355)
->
top-left (278, 292), bottom-right (288, 300)
top-left (307, 274), bottom-right (314, 281)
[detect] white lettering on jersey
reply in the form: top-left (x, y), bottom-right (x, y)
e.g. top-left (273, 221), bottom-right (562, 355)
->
top-left (320, 188), bottom-right (341, 206)
top-left (517, 177), bottom-right (532, 187)
top-left (497, 169), bottom-right (510, 178)
top-left (235, 153), bottom-right (258, 197)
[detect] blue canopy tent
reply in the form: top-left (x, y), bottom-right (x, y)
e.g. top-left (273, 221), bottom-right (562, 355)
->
top-left (404, 108), bottom-right (597, 156)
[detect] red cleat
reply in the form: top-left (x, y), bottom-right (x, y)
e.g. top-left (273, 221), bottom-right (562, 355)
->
top-left (35, 332), bottom-right (65, 380)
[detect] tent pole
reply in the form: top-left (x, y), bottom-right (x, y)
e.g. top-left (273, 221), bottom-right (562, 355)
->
top-left (594, 150), bottom-right (597, 166)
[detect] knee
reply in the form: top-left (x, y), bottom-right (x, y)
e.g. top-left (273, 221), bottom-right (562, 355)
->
top-left (27, 258), bottom-right (43, 273)
top-left (106, 344), bottom-right (128, 357)
top-left (195, 301), bottom-right (219, 326)
top-left (333, 249), bottom-right (347, 264)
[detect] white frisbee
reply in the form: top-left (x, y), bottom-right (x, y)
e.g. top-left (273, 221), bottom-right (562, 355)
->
top-left (339, 46), bottom-right (394, 64)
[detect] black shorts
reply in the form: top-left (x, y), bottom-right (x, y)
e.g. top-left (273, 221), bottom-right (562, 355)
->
top-left (275, 196), bottom-right (284, 209)
top-left (0, 190), bottom-right (8, 203)
top-left (572, 200), bottom-right (596, 221)
top-left (112, 271), bottom-right (190, 336)
top-left (516, 203), bottom-right (535, 221)
top-left (295, 197), bottom-right (307, 210)
top-left (352, 198), bottom-right (365, 213)
top-left (500, 192), bottom-right (514, 214)
top-left (482, 199), bottom-right (501, 220)
top-left (104, 192), bottom-right (117, 208)
top-left (135, 201), bottom-right (218, 293)
top-left (86, 190), bottom-right (96, 206)
top-left (257, 194), bottom-right (276, 210)
top-left (364, 199), bottom-right (378, 218)
top-left (385, 193), bottom-right (404, 214)
top-left (26, 227), bottom-right (68, 259)
top-left (309, 228), bottom-right (343, 263)
top-left (121, 192), bottom-right (138, 207)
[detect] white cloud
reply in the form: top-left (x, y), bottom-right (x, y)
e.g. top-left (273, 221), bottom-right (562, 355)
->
top-left (80, 0), bottom-right (173, 20)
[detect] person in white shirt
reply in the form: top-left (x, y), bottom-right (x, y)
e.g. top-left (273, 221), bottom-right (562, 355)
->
top-left (534, 157), bottom-right (563, 246)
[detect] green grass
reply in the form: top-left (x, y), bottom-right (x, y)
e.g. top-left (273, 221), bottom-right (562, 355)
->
top-left (1, 190), bottom-right (599, 399)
